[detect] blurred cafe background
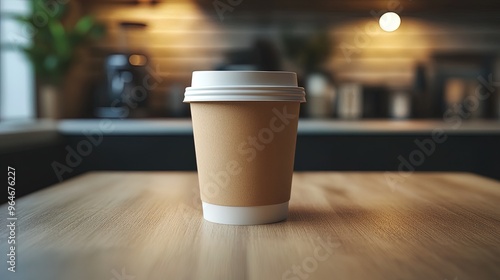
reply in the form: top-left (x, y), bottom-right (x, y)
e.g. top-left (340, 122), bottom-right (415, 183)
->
top-left (1, 0), bottom-right (500, 200)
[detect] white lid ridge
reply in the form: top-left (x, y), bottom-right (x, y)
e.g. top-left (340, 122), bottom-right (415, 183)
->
top-left (184, 71), bottom-right (306, 103)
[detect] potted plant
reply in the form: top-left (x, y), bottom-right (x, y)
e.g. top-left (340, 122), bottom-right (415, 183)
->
top-left (281, 29), bottom-right (332, 74)
top-left (2, 0), bottom-right (104, 118)
top-left (281, 29), bottom-right (335, 118)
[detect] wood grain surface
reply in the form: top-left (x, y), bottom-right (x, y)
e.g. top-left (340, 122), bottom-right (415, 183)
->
top-left (1, 172), bottom-right (500, 280)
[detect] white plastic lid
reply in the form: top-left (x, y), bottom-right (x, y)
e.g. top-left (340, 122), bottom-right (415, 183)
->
top-left (184, 71), bottom-right (306, 103)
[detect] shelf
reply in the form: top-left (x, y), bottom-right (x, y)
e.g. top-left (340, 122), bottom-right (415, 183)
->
top-left (56, 119), bottom-right (500, 135)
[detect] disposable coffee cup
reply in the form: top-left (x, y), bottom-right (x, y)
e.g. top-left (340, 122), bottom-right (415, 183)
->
top-left (184, 71), bottom-right (306, 225)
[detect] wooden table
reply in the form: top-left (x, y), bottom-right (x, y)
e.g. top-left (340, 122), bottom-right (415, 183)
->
top-left (1, 172), bottom-right (500, 280)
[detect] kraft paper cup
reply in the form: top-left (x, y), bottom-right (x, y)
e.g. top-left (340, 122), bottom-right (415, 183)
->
top-left (184, 71), bottom-right (306, 225)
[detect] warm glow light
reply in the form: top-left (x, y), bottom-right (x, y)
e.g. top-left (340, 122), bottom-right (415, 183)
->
top-left (129, 54), bottom-right (147, 66)
top-left (379, 12), bottom-right (401, 32)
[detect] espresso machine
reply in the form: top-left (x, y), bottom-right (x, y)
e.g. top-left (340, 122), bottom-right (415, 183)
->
top-left (94, 22), bottom-right (150, 118)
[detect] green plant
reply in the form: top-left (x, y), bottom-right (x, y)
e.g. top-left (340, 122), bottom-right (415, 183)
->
top-left (281, 29), bottom-right (332, 72)
top-left (2, 0), bottom-right (104, 86)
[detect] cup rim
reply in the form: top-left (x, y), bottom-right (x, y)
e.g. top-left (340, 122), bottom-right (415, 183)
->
top-left (184, 71), bottom-right (306, 103)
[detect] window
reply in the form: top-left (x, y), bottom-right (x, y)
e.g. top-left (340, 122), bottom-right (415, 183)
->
top-left (0, 0), bottom-right (34, 120)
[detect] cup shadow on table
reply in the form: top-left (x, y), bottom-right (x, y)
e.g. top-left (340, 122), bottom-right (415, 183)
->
top-left (283, 205), bottom-right (372, 226)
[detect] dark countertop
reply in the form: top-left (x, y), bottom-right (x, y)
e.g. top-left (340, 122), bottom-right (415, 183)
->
top-left (2, 120), bottom-right (500, 149)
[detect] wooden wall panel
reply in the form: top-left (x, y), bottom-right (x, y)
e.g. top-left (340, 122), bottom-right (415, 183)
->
top-left (64, 0), bottom-right (500, 117)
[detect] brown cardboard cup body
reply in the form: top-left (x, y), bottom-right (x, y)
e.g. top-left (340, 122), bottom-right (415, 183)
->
top-left (191, 101), bottom-right (300, 207)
